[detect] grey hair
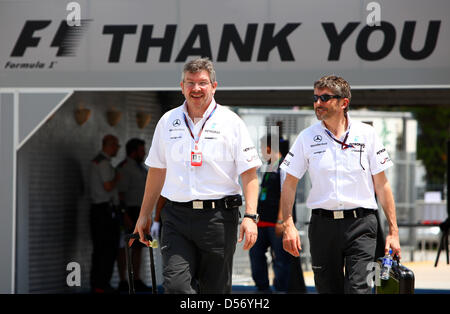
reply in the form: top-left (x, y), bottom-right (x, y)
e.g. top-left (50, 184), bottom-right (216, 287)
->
top-left (181, 57), bottom-right (216, 83)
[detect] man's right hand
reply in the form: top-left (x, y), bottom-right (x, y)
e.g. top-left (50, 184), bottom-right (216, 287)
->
top-left (131, 215), bottom-right (152, 247)
top-left (282, 221), bottom-right (302, 257)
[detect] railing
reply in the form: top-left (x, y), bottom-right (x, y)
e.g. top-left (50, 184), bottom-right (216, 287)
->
top-left (397, 200), bottom-right (447, 261)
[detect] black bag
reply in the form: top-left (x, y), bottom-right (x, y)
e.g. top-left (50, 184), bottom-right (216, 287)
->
top-left (375, 256), bottom-right (415, 294)
top-left (124, 233), bottom-right (158, 294)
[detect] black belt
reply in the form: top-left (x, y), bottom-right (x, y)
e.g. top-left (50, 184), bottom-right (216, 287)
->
top-left (169, 194), bottom-right (242, 210)
top-left (312, 208), bottom-right (375, 220)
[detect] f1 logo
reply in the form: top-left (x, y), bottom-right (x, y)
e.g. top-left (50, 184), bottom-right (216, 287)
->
top-left (10, 20), bottom-right (91, 57)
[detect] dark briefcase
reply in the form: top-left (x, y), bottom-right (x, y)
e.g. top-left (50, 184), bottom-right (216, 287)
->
top-left (375, 256), bottom-right (415, 294)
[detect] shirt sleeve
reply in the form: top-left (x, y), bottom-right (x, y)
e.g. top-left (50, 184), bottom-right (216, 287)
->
top-left (145, 117), bottom-right (167, 168)
top-left (98, 160), bottom-right (113, 183)
top-left (280, 133), bottom-right (308, 180)
top-left (368, 128), bottom-right (393, 175)
top-left (280, 168), bottom-right (287, 192)
top-left (234, 118), bottom-right (262, 175)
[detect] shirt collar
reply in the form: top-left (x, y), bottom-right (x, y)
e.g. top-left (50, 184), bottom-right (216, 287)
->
top-left (346, 113), bottom-right (353, 130)
top-left (182, 98), bottom-right (217, 124)
top-left (101, 151), bottom-right (111, 160)
top-left (320, 113), bottom-right (353, 135)
top-left (127, 156), bottom-right (146, 170)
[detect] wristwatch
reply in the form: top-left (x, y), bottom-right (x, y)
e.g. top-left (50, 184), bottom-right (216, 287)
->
top-left (243, 213), bottom-right (260, 224)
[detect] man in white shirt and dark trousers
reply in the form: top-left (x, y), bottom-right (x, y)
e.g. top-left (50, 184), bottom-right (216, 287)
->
top-left (280, 75), bottom-right (401, 294)
top-left (89, 134), bottom-right (121, 293)
top-left (131, 58), bottom-right (262, 294)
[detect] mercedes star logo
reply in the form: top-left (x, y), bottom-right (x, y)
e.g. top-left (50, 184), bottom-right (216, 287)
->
top-left (173, 119), bottom-right (181, 127)
top-left (313, 135), bottom-right (322, 142)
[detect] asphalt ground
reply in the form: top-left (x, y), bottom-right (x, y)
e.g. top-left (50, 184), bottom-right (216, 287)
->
top-left (231, 241), bottom-right (450, 294)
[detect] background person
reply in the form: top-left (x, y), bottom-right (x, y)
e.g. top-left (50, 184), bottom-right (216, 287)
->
top-left (116, 138), bottom-right (151, 293)
top-left (89, 134), bottom-right (121, 293)
top-left (249, 133), bottom-right (292, 293)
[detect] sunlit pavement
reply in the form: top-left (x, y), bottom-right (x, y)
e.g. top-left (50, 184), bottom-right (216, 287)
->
top-left (231, 242), bottom-right (450, 294)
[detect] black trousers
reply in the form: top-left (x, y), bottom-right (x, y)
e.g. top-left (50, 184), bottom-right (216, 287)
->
top-left (90, 202), bottom-right (120, 289)
top-left (308, 211), bottom-right (377, 294)
top-left (160, 201), bottom-right (239, 294)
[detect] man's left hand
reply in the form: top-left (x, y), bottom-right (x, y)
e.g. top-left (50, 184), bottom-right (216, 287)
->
top-left (385, 232), bottom-right (401, 259)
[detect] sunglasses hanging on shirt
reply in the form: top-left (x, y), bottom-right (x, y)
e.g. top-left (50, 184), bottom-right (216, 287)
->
top-left (325, 130), bottom-right (366, 170)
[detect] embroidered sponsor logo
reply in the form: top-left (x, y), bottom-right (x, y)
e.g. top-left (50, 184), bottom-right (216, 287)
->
top-left (313, 135), bottom-right (322, 142)
top-left (204, 129), bottom-right (220, 134)
top-left (172, 119), bottom-right (181, 127)
top-left (310, 142), bottom-right (327, 147)
top-left (376, 148), bottom-right (386, 155)
top-left (350, 142), bottom-right (365, 152)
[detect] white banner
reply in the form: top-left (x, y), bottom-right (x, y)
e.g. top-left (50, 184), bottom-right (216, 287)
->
top-left (0, 0), bottom-right (449, 89)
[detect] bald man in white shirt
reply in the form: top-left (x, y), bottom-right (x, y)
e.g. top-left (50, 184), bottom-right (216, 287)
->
top-left (132, 58), bottom-right (261, 294)
top-left (280, 75), bottom-right (401, 294)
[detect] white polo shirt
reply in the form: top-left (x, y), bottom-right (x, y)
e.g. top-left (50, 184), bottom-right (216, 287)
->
top-left (280, 115), bottom-right (393, 210)
top-left (145, 99), bottom-right (262, 202)
top-left (90, 152), bottom-right (119, 205)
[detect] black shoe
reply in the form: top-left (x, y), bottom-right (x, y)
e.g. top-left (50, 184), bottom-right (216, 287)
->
top-left (255, 287), bottom-right (272, 294)
top-left (118, 281), bottom-right (129, 293)
top-left (134, 279), bottom-right (152, 292)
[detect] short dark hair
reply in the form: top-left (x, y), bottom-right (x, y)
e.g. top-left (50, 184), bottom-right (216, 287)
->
top-left (314, 75), bottom-right (351, 113)
top-left (125, 138), bottom-right (145, 156)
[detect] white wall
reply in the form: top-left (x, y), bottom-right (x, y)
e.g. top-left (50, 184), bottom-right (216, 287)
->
top-left (16, 91), bottom-right (163, 293)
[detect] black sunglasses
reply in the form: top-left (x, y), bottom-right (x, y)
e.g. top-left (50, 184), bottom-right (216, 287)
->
top-left (313, 94), bottom-right (342, 102)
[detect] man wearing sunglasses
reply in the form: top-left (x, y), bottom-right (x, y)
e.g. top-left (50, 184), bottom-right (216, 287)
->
top-left (279, 75), bottom-right (401, 294)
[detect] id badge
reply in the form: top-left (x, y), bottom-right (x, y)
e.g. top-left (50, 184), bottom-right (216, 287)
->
top-left (191, 151), bottom-right (202, 166)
